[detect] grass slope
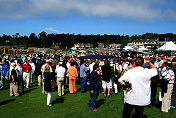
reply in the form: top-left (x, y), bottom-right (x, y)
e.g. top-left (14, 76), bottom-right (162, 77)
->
top-left (0, 80), bottom-right (176, 118)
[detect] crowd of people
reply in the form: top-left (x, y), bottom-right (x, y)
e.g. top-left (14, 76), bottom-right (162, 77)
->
top-left (0, 52), bottom-right (176, 117)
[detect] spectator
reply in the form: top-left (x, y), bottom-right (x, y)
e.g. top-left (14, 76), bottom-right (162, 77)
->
top-left (22, 60), bottom-right (32, 89)
top-left (10, 63), bottom-right (19, 97)
top-left (161, 64), bottom-right (175, 113)
top-left (1, 60), bottom-right (9, 89)
top-left (15, 61), bottom-right (23, 93)
top-left (119, 57), bottom-right (157, 118)
top-left (44, 64), bottom-right (53, 106)
top-left (55, 62), bottom-right (66, 96)
top-left (67, 62), bottom-right (78, 94)
top-left (88, 64), bottom-right (101, 112)
top-left (80, 61), bottom-right (88, 93)
top-left (102, 59), bottom-right (112, 97)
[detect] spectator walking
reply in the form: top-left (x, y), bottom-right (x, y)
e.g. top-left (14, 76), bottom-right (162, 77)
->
top-left (80, 61), bottom-right (88, 93)
top-left (15, 61), bottom-right (23, 93)
top-left (10, 63), bottom-right (19, 97)
top-left (88, 64), bottom-right (101, 112)
top-left (22, 60), bottom-right (32, 89)
top-left (102, 59), bottom-right (112, 97)
top-left (44, 64), bottom-right (53, 106)
top-left (1, 60), bottom-right (9, 89)
top-left (67, 62), bottom-right (78, 94)
top-left (55, 62), bottom-right (66, 96)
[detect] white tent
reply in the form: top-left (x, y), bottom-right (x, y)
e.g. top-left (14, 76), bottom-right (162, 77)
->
top-left (123, 46), bottom-right (134, 51)
top-left (157, 41), bottom-right (176, 51)
top-left (138, 47), bottom-right (148, 52)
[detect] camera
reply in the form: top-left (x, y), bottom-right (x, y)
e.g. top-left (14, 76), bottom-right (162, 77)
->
top-left (122, 80), bottom-right (131, 90)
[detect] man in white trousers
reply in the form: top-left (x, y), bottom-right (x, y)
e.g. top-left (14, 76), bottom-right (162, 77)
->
top-left (22, 60), bottom-right (32, 89)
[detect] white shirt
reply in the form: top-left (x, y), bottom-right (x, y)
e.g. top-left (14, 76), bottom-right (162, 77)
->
top-left (30, 62), bottom-right (35, 74)
top-left (119, 67), bottom-right (157, 106)
top-left (89, 62), bottom-right (95, 73)
top-left (123, 62), bottom-right (129, 70)
top-left (15, 65), bottom-right (23, 76)
top-left (55, 66), bottom-right (66, 78)
top-left (66, 62), bottom-right (71, 69)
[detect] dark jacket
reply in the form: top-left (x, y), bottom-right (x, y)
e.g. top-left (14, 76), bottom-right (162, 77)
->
top-left (44, 72), bottom-right (53, 92)
top-left (102, 64), bottom-right (112, 81)
top-left (10, 68), bottom-right (18, 83)
top-left (172, 65), bottom-right (176, 82)
top-left (90, 71), bottom-right (101, 91)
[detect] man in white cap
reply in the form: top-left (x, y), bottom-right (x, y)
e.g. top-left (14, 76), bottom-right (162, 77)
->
top-left (10, 63), bottom-right (19, 96)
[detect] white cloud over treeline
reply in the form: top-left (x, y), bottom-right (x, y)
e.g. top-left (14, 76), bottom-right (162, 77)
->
top-left (0, 0), bottom-right (176, 22)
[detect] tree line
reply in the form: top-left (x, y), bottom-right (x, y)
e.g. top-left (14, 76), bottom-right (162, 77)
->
top-left (0, 32), bottom-right (175, 49)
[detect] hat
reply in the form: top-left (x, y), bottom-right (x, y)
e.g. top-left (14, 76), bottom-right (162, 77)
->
top-left (46, 60), bottom-right (50, 63)
top-left (99, 61), bottom-right (104, 66)
top-left (11, 63), bottom-right (16, 66)
top-left (59, 62), bottom-right (62, 65)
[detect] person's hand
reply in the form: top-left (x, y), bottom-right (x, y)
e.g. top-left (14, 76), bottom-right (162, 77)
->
top-left (144, 60), bottom-right (149, 64)
top-left (90, 90), bottom-right (94, 93)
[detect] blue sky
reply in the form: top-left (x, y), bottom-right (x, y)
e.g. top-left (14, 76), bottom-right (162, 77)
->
top-left (0, 0), bottom-right (176, 36)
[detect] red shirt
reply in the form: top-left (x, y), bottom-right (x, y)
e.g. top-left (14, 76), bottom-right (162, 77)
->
top-left (22, 64), bottom-right (32, 72)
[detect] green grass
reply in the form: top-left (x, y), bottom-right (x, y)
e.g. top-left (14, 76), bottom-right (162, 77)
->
top-left (0, 80), bottom-right (176, 118)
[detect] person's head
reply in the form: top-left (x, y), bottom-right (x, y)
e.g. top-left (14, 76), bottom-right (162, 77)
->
top-left (82, 60), bottom-right (86, 65)
top-left (104, 59), bottom-right (109, 65)
top-left (71, 62), bottom-right (75, 66)
top-left (25, 60), bottom-right (29, 64)
top-left (44, 64), bottom-right (50, 72)
top-left (11, 62), bottom-right (16, 68)
top-left (93, 64), bottom-right (99, 71)
top-left (59, 62), bottom-right (63, 66)
top-left (136, 57), bottom-right (144, 66)
top-left (29, 59), bottom-right (32, 63)
top-left (45, 59), bottom-right (50, 63)
top-left (17, 61), bottom-right (21, 66)
top-left (2, 60), bottom-right (5, 65)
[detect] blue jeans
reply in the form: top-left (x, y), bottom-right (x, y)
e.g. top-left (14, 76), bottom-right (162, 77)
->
top-left (88, 91), bottom-right (99, 110)
top-left (80, 77), bottom-right (87, 92)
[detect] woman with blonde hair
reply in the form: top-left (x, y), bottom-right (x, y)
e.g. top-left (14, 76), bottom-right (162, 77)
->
top-left (44, 64), bottom-right (53, 106)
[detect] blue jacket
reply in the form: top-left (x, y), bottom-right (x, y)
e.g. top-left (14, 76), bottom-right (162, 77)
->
top-left (90, 71), bottom-right (100, 91)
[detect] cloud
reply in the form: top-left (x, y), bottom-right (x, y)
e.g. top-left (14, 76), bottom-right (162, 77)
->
top-left (0, 0), bottom-right (176, 22)
top-left (44, 27), bottom-right (64, 33)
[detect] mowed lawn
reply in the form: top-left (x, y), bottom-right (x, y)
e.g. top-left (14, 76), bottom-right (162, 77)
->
top-left (0, 80), bottom-right (176, 118)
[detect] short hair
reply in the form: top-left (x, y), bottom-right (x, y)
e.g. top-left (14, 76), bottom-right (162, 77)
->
top-left (93, 64), bottom-right (99, 70)
top-left (136, 57), bottom-right (144, 66)
top-left (71, 62), bottom-right (75, 66)
top-left (104, 59), bottom-right (109, 65)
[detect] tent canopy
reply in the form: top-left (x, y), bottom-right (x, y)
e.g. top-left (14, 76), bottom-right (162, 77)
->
top-left (123, 46), bottom-right (134, 51)
top-left (79, 55), bottom-right (117, 59)
top-left (157, 41), bottom-right (176, 51)
top-left (138, 47), bottom-right (148, 51)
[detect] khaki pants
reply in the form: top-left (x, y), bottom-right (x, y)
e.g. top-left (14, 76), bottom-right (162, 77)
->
top-left (10, 82), bottom-right (19, 96)
top-left (161, 84), bottom-right (173, 112)
top-left (38, 75), bottom-right (42, 86)
top-left (57, 77), bottom-right (64, 96)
